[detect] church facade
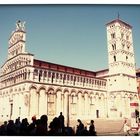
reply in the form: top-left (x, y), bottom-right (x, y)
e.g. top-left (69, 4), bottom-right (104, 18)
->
top-left (0, 18), bottom-right (139, 125)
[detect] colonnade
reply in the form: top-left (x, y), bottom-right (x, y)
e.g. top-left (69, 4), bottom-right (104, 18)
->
top-left (29, 86), bottom-right (107, 124)
top-left (33, 69), bottom-right (107, 90)
top-left (0, 85), bottom-right (139, 123)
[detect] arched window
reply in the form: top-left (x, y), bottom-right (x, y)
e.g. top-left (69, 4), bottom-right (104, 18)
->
top-left (60, 74), bottom-right (62, 80)
top-left (67, 75), bottom-right (69, 81)
top-left (71, 95), bottom-right (77, 115)
top-left (51, 72), bottom-right (55, 83)
top-left (24, 72), bottom-right (27, 80)
top-left (73, 76), bottom-right (76, 85)
top-left (121, 33), bottom-right (124, 38)
top-left (126, 56), bottom-right (128, 61)
top-left (80, 77), bottom-right (82, 82)
top-left (71, 75), bottom-right (73, 81)
top-left (63, 74), bottom-right (66, 84)
top-left (114, 56), bottom-right (116, 62)
top-left (77, 77), bottom-right (79, 82)
top-left (44, 71), bottom-right (47, 77)
top-left (39, 70), bottom-right (42, 82)
top-left (89, 79), bottom-right (91, 84)
top-left (48, 93), bottom-right (55, 115)
top-left (56, 73), bottom-right (59, 79)
top-left (34, 69), bottom-right (38, 76)
top-left (127, 45), bottom-right (130, 50)
top-left (16, 49), bottom-right (18, 55)
top-left (126, 35), bottom-right (129, 40)
top-left (48, 71), bottom-right (51, 78)
top-left (111, 33), bottom-right (115, 39)
top-left (112, 44), bottom-right (116, 50)
top-left (122, 43), bottom-right (125, 49)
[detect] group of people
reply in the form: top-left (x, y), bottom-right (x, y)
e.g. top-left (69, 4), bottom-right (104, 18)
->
top-left (76, 119), bottom-right (96, 136)
top-left (0, 112), bottom-right (96, 136)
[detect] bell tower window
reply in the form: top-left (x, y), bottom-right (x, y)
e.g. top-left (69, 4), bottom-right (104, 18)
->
top-left (121, 33), bottom-right (124, 39)
top-left (16, 49), bottom-right (18, 55)
top-left (127, 45), bottom-right (130, 50)
top-left (112, 44), bottom-right (116, 50)
top-left (114, 55), bottom-right (116, 62)
top-left (122, 43), bottom-right (125, 49)
top-left (126, 35), bottom-right (129, 40)
top-left (126, 56), bottom-right (128, 61)
top-left (111, 33), bottom-right (115, 39)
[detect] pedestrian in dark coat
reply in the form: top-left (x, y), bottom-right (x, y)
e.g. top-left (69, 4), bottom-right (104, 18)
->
top-left (58, 112), bottom-right (65, 133)
top-left (89, 120), bottom-right (96, 136)
top-left (76, 119), bottom-right (84, 135)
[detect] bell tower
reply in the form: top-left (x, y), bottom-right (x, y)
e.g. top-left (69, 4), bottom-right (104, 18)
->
top-left (106, 17), bottom-right (138, 118)
top-left (8, 20), bottom-right (26, 60)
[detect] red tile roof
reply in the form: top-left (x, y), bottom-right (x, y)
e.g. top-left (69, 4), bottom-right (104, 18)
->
top-left (34, 59), bottom-right (97, 78)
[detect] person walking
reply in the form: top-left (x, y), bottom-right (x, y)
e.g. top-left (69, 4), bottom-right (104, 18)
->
top-left (58, 112), bottom-right (65, 133)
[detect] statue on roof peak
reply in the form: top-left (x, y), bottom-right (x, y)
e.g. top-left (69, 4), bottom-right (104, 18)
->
top-left (16, 20), bottom-right (26, 31)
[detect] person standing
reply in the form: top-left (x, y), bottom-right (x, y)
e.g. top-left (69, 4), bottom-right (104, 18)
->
top-left (89, 120), bottom-right (96, 136)
top-left (76, 119), bottom-right (84, 135)
top-left (58, 112), bottom-right (65, 133)
top-left (36, 115), bottom-right (48, 136)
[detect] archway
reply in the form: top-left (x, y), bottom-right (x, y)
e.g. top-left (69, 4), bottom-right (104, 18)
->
top-left (38, 87), bottom-right (47, 117)
top-left (47, 88), bottom-right (56, 117)
top-left (29, 87), bottom-right (38, 117)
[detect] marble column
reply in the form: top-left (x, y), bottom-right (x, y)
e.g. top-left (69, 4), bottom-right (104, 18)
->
top-left (64, 91), bottom-right (69, 126)
top-left (84, 93), bottom-right (89, 120)
top-left (104, 97), bottom-right (108, 118)
top-left (78, 92), bottom-right (82, 119)
top-left (12, 93), bottom-right (19, 119)
top-left (46, 92), bottom-right (48, 115)
top-left (39, 89), bottom-right (47, 117)
top-left (121, 96), bottom-right (126, 118)
top-left (29, 88), bottom-right (38, 118)
top-left (56, 90), bottom-right (61, 116)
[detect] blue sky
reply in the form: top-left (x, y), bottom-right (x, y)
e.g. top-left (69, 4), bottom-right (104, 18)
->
top-left (0, 5), bottom-right (140, 71)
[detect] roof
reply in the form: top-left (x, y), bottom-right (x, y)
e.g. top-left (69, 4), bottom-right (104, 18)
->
top-left (34, 59), bottom-right (97, 78)
top-left (96, 69), bottom-right (109, 73)
top-left (106, 19), bottom-right (132, 29)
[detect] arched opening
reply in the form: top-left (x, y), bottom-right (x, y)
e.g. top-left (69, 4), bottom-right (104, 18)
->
top-left (47, 88), bottom-right (56, 117)
top-left (114, 55), bottom-right (116, 62)
top-left (70, 92), bottom-right (77, 116)
top-left (38, 88), bottom-right (47, 117)
top-left (29, 87), bottom-right (38, 117)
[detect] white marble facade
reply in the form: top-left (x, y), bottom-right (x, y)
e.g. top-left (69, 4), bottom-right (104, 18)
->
top-left (0, 19), bottom-right (139, 125)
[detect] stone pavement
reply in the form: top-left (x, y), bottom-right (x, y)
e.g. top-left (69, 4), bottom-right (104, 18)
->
top-left (94, 118), bottom-right (125, 135)
top-left (70, 118), bottom-right (139, 136)
top-left (69, 118), bottom-right (132, 136)
top-left (93, 118), bottom-right (138, 136)
top-left (0, 118), bottom-right (139, 136)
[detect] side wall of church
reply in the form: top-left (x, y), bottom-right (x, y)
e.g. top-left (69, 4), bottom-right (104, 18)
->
top-left (0, 83), bottom-right (107, 125)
